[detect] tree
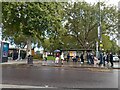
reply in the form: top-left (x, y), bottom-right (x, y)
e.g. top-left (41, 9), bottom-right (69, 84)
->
top-left (2, 2), bottom-right (65, 54)
top-left (102, 35), bottom-right (112, 51)
top-left (64, 2), bottom-right (118, 50)
top-left (110, 40), bottom-right (120, 54)
top-left (2, 2), bottom-right (118, 53)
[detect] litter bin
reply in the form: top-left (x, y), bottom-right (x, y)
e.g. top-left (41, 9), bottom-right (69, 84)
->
top-left (27, 55), bottom-right (33, 64)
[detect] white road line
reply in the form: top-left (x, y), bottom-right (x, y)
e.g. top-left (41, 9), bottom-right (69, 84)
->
top-left (0, 84), bottom-right (56, 88)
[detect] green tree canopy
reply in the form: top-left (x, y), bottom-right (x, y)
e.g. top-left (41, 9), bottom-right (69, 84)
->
top-left (2, 2), bottom-right (119, 53)
top-left (64, 2), bottom-right (118, 50)
top-left (2, 2), bottom-right (64, 50)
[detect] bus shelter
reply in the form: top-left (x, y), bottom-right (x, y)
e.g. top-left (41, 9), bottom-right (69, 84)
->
top-left (61, 49), bottom-right (94, 61)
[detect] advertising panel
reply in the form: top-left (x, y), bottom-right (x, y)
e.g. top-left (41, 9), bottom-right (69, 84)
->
top-left (2, 42), bottom-right (9, 57)
top-left (69, 51), bottom-right (76, 57)
top-left (0, 42), bottom-right (9, 62)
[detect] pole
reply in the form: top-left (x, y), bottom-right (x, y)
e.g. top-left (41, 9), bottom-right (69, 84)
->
top-left (96, 41), bottom-right (99, 58)
top-left (0, 25), bottom-right (2, 63)
top-left (98, 0), bottom-right (102, 42)
top-left (118, 2), bottom-right (120, 47)
top-left (99, 0), bottom-right (102, 50)
top-left (0, 2), bottom-right (2, 63)
top-left (96, 0), bottom-right (102, 58)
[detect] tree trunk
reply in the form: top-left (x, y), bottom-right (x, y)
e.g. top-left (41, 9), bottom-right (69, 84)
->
top-left (17, 48), bottom-right (21, 60)
top-left (26, 36), bottom-right (32, 57)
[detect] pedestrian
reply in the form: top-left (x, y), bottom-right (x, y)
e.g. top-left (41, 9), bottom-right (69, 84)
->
top-left (55, 53), bottom-right (60, 64)
top-left (76, 55), bottom-right (79, 62)
top-left (61, 52), bottom-right (64, 64)
top-left (27, 50), bottom-right (33, 64)
top-left (80, 52), bottom-right (84, 64)
top-left (94, 55), bottom-right (99, 66)
top-left (103, 52), bottom-right (106, 66)
top-left (90, 52), bottom-right (94, 65)
top-left (87, 52), bottom-right (91, 64)
top-left (72, 54), bottom-right (76, 62)
top-left (109, 52), bottom-right (113, 67)
top-left (43, 52), bottom-right (47, 61)
top-left (13, 50), bottom-right (17, 60)
top-left (98, 52), bottom-right (103, 66)
top-left (67, 53), bottom-right (70, 62)
top-left (106, 53), bottom-right (109, 64)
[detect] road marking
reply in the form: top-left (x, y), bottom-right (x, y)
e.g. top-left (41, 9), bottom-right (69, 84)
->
top-left (0, 84), bottom-right (56, 88)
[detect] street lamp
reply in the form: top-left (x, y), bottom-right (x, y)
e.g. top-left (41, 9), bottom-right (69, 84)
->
top-left (96, 0), bottom-right (102, 58)
top-left (118, 1), bottom-right (120, 47)
top-left (98, 0), bottom-right (102, 45)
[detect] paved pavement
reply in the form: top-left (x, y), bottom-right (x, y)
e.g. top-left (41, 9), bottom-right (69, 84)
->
top-left (1, 59), bottom-right (120, 69)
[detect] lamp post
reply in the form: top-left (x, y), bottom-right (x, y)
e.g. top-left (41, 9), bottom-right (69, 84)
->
top-left (0, 24), bottom-right (2, 63)
top-left (118, 1), bottom-right (120, 47)
top-left (96, 0), bottom-right (102, 58)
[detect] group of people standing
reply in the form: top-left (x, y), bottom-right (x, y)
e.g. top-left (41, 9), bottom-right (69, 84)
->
top-left (84, 52), bottom-right (114, 67)
top-left (99, 52), bottom-right (114, 67)
top-left (42, 51), bottom-right (114, 67)
top-left (67, 51), bottom-right (114, 67)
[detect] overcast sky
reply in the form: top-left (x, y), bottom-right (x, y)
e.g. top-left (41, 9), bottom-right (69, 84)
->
top-left (84, 0), bottom-right (119, 7)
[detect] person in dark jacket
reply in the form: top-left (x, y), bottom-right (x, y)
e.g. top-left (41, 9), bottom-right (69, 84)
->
top-left (87, 52), bottom-right (91, 64)
top-left (67, 53), bottom-right (70, 62)
top-left (109, 52), bottom-right (113, 67)
top-left (90, 53), bottom-right (94, 65)
top-left (80, 52), bottom-right (84, 64)
top-left (76, 55), bottom-right (79, 62)
top-left (106, 53), bottom-right (109, 64)
top-left (103, 52), bottom-right (106, 66)
top-left (98, 52), bottom-right (103, 66)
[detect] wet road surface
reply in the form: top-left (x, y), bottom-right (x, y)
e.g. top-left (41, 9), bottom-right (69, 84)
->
top-left (2, 65), bottom-right (119, 89)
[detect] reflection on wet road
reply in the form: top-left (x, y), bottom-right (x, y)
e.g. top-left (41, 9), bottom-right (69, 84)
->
top-left (2, 66), bottom-right (119, 88)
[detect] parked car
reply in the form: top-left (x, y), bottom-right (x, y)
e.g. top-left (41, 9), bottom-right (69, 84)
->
top-left (113, 55), bottom-right (120, 62)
